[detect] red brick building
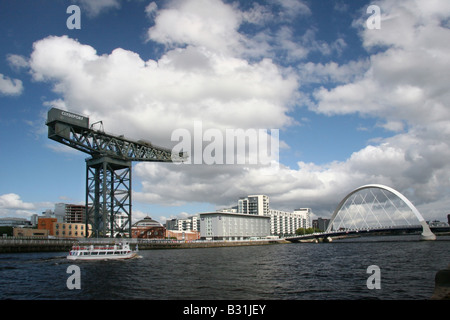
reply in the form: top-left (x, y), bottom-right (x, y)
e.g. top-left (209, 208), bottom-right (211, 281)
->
top-left (131, 216), bottom-right (165, 239)
top-left (37, 217), bottom-right (57, 236)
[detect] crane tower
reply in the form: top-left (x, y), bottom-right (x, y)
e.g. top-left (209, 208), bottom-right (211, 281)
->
top-left (46, 108), bottom-right (187, 238)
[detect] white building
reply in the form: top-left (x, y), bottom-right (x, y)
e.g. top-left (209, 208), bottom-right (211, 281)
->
top-left (236, 195), bottom-right (312, 237)
top-left (199, 212), bottom-right (270, 240)
top-left (166, 216), bottom-right (200, 232)
top-left (238, 195), bottom-right (269, 215)
top-left (267, 209), bottom-right (311, 236)
top-left (294, 208), bottom-right (312, 229)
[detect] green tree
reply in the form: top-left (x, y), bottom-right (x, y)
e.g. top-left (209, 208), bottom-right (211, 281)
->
top-left (295, 227), bottom-right (322, 235)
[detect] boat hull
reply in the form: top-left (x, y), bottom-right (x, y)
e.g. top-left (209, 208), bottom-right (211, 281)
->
top-left (66, 243), bottom-right (139, 261)
top-left (67, 252), bottom-right (138, 261)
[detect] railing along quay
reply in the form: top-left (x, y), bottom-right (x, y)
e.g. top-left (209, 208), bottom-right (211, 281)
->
top-left (0, 237), bottom-right (74, 253)
top-left (0, 237), bottom-right (284, 253)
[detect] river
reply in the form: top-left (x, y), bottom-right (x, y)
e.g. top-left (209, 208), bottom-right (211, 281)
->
top-left (0, 235), bottom-right (448, 301)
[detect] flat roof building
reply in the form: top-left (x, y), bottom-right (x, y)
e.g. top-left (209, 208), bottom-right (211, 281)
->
top-left (199, 212), bottom-right (270, 240)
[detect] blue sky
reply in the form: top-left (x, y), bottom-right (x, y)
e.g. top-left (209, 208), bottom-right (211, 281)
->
top-left (1, 0), bottom-right (450, 224)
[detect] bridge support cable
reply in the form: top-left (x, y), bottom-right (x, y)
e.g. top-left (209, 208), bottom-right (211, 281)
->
top-left (326, 184), bottom-right (436, 240)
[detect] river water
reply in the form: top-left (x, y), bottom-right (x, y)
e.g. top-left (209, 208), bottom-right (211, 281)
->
top-left (0, 236), bottom-right (448, 300)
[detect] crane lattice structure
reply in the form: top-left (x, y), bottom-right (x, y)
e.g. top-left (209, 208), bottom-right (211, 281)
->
top-left (46, 108), bottom-right (187, 238)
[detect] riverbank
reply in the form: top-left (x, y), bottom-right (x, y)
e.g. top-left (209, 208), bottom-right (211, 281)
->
top-left (0, 238), bottom-right (288, 253)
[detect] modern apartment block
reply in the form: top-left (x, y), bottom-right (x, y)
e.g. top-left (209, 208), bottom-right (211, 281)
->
top-left (199, 212), bottom-right (270, 240)
top-left (294, 208), bottom-right (312, 229)
top-left (166, 216), bottom-right (200, 232)
top-left (269, 208), bottom-right (311, 236)
top-left (238, 195), bottom-right (269, 215)
top-left (236, 195), bottom-right (312, 237)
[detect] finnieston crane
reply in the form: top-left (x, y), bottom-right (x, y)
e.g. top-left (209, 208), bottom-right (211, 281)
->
top-left (46, 108), bottom-right (187, 238)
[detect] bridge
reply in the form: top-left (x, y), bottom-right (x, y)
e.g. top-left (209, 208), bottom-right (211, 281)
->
top-left (286, 184), bottom-right (438, 242)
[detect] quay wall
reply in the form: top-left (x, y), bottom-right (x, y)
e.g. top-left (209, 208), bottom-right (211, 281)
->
top-left (0, 238), bottom-right (286, 253)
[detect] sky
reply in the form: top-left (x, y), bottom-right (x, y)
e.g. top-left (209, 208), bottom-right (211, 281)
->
top-left (1, 0), bottom-right (450, 225)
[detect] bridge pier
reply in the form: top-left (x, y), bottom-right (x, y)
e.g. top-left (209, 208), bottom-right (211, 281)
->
top-left (322, 237), bottom-right (333, 243)
top-left (420, 232), bottom-right (436, 241)
top-left (420, 221), bottom-right (436, 240)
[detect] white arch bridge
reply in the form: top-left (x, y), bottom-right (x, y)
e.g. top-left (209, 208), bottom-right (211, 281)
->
top-left (287, 184), bottom-right (437, 242)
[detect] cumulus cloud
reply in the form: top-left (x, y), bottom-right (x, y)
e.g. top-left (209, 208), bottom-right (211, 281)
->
top-left (0, 193), bottom-right (55, 219)
top-left (131, 0), bottom-right (450, 221)
top-left (311, 0), bottom-right (450, 126)
top-left (25, 0), bottom-right (450, 223)
top-left (299, 0), bottom-right (450, 219)
top-left (0, 74), bottom-right (23, 96)
top-left (0, 193), bottom-right (35, 210)
top-left (7, 54), bottom-right (29, 70)
top-left (29, 35), bottom-right (297, 145)
top-left (0, 193), bottom-right (36, 218)
top-left (147, 0), bottom-right (244, 55)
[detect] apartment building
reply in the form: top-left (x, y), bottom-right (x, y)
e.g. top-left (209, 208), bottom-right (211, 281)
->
top-left (199, 212), bottom-right (270, 240)
top-left (166, 216), bottom-right (200, 232)
top-left (236, 195), bottom-right (312, 237)
top-left (238, 195), bottom-right (269, 215)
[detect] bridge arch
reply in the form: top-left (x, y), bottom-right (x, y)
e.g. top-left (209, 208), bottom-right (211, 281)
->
top-left (326, 184), bottom-right (436, 240)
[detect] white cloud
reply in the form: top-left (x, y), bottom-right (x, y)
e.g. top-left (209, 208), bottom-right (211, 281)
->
top-left (29, 35), bottom-right (298, 146)
top-left (132, 122), bottom-right (450, 222)
top-left (75, 0), bottom-right (121, 17)
top-left (145, 2), bottom-right (158, 17)
top-left (312, 0), bottom-right (450, 126)
top-left (0, 193), bottom-right (37, 218)
top-left (147, 0), bottom-right (245, 56)
top-left (24, 0), bottom-right (450, 224)
top-left (0, 194), bottom-right (54, 219)
top-left (0, 193), bottom-right (35, 210)
top-left (295, 0), bottom-right (450, 220)
top-left (0, 73), bottom-right (23, 96)
top-left (7, 54), bottom-right (29, 70)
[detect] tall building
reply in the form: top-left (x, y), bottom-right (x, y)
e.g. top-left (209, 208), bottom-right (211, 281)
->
top-left (64, 204), bottom-right (85, 224)
top-left (238, 195), bottom-right (269, 216)
top-left (268, 209), bottom-right (310, 236)
top-left (236, 195), bottom-right (312, 237)
top-left (312, 218), bottom-right (330, 232)
top-left (294, 208), bottom-right (312, 229)
top-left (54, 203), bottom-right (85, 223)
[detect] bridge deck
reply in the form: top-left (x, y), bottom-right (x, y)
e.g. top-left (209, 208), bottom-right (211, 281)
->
top-left (286, 225), bottom-right (449, 242)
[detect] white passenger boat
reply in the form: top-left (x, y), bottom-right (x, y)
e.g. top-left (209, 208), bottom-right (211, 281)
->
top-left (67, 242), bottom-right (138, 261)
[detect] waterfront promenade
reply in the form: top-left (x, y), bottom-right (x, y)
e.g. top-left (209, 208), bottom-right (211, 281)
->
top-left (0, 237), bottom-right (286, 253)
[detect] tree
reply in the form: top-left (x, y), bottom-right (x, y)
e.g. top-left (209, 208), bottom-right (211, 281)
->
top-left (295, 227), bottom-right (321, 235)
